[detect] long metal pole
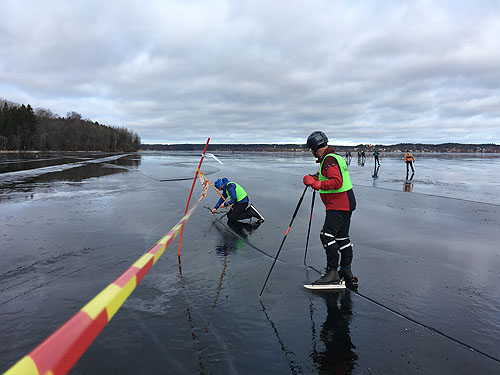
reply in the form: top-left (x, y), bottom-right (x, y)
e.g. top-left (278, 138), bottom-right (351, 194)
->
top-left (259, 185), bottom-right (308, 297)
top-left (178, 137), bottom-right (210, 257)
top-left (303, 189), bottom-right (316, 266)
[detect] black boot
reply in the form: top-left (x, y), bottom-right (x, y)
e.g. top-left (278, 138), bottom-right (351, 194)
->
top-left (313, 268), bottom-right (340, 285)
top-left (248, 204), bottom-right (265, 223)
top-left (339, 267), bottom-right (358, 288)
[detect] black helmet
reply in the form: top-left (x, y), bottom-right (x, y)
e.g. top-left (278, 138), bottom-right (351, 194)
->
top-left (306, 131), bottom-right (328, 152)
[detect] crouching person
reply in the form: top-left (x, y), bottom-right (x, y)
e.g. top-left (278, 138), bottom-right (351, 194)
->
top-left (211, 177), bottom-right (265, 224)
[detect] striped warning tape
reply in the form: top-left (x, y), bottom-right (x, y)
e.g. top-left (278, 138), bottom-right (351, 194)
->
top-left (4, 174), bottom-right (209, 375)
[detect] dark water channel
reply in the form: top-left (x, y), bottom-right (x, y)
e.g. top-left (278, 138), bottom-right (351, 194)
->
top-left (1, 151), bottom-right (499, 374)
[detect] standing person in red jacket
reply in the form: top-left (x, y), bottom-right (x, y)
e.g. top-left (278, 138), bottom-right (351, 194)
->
top-left (303, 131), bottom-right (358, 287)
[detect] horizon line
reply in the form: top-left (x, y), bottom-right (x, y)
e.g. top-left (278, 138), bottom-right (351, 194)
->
top-left (141, 142), bottom-right (500, 146)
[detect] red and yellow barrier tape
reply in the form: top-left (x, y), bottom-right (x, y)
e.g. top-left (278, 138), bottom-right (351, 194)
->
top-left (4, 173), bottom-right (209, 375)
top-left (197, 170), bottom-right (233, 210)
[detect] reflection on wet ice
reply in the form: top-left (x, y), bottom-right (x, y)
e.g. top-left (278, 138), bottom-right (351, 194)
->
top-left (260, 290), bottom-right (358, 374)
top-left (403, 172), bottom-right (415, 192)
top-left (310, 292), bottom-right (358, 374)
top-left (372, 164), bottom-right (381, 187)
top-left (212, 219), bottom-right (261, 256)
top-left (0, 154), bottom-right (141, 202)
top-left (212, 220), bottom-right (247, 256)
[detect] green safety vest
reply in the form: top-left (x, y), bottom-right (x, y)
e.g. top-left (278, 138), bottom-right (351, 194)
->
top-left (318, 153), bottom-right (353, 193)
top-left (225, 182), bottom-right (248, 202)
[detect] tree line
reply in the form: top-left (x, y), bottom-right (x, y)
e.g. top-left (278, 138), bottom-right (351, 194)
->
top-left (0, 99), bottom-right (140, 152)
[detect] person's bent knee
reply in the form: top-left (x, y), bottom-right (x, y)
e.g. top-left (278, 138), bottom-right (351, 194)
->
top-left (320, 230), bottom-right (337, 250)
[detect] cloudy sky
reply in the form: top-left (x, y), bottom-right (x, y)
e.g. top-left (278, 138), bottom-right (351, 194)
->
top-left (1, 0), bottom-right (500, 145)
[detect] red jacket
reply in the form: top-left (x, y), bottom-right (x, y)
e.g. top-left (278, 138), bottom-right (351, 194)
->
top-left (315, 147), bottom-right (356, 212)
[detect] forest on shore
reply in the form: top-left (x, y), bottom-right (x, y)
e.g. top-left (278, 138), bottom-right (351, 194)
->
top-left (0, 99), bottom-right (140, 152)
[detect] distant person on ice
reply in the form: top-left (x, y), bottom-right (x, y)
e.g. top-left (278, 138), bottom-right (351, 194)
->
top-left (211, 178), bottom-right (265, 224)
top-left (373, 149), bottom-right (380, 166)
top-left (404, 150), bottom-right (415, 173)
top-left (302, 131), bottom-right (357, 287)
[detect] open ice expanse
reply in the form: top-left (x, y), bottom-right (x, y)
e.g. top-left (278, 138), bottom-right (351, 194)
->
top-left (1, 151), bottom-right (499, 374)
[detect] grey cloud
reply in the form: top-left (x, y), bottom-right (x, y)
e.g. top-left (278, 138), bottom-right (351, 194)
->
top-left (1, 0), bottom-right (499, 144)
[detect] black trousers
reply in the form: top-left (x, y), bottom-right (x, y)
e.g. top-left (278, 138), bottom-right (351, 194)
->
top-left (227, 201), bottom-right (253, 222)
top-left (406, 161), bottom-right (414, 172)
top-left (321, 210), bottom-right (353, 269)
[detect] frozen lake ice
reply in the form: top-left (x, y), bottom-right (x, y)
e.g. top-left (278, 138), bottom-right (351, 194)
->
top-left (1, 151), bottom-right (499, 374)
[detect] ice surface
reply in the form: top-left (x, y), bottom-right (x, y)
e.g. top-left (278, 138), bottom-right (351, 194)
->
top-left (1, 151), bottom-right (499, 374)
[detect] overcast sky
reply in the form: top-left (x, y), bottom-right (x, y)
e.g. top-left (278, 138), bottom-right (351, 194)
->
top-left (1, 1), bottom-right (500, 145)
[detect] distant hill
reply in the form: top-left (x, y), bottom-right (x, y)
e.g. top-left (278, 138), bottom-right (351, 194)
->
top-left (141, 142), bottom-right (500, 153)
